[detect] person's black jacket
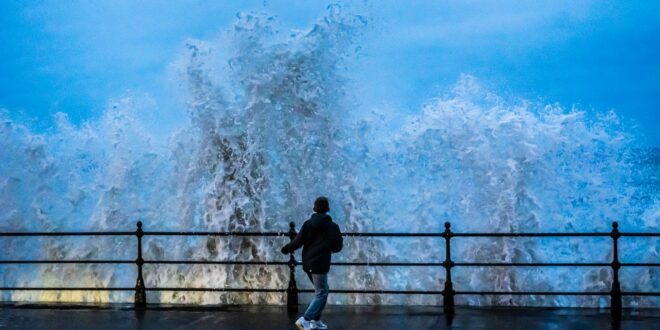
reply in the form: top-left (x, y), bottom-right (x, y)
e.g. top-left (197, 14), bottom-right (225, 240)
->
top-left (281, 213), bottom-right (343, 274)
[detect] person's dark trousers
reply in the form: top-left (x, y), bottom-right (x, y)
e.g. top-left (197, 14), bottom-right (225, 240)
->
top-left (304, 272), bottom-right (329, 321)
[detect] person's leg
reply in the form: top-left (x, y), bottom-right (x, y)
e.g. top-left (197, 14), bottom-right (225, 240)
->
top-left (302, 273), bottom-right (329, 321)
top-left (312, 273), bottom-right (328, 321)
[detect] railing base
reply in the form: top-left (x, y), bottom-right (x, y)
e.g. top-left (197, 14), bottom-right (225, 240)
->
top-left (135, 278), bottom-right (147, 310)
top-left (287, 290), bottom-right (298, 314)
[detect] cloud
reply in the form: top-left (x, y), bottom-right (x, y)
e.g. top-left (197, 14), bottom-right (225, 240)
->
top-left (381, 0), bottom-right (598, 47)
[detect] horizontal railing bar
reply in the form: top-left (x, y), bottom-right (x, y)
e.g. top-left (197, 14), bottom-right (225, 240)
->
top-left (0, 287), bottom-right (134, 291)
top-left (0, 232), bottom-right (134, 237)
top-left (2, 260), bottom-right (657, 267)
top-left (332, 262), bottom-right (443, 266)
top-left (455, 291), bottom-right (608, 295)
top-left (145, 261), bottom-right (289, 265)
top-left (342, 233), bottom-right (444, 237)
top-left (310, 290), bottom-right (444, 294)
top-left (454, 232), bottom-right (658, 237)
top-left (145, 261), bottom-right (445, 266)
top-left (149, 288), bottom-right (443, 294)
top-left (142, 232), bottom-right (446, 237)
top-left (2, 259), bottom-right (657, 268)
top-left (1, 232), bottom-right (656, 238)
top-left (454, 262), bottom-right (611, 267)
top-left (0, 260), bottom-right (134, 264)
top-left (151, 232), bottom-right (655, 237)
top-left (456, 291), bottom-right (660, 296)
top-left (147, 261), bottom-right (660, 267)
top-left (452, 233), bottom-right (610, 237)
top-left (142, 231), bottom-right (284, 237)
top-left (148, 288), bottom-right (286, 292)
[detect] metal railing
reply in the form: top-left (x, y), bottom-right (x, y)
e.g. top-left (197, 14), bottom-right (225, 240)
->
top-left (0, 221), bottom-right (658, 321)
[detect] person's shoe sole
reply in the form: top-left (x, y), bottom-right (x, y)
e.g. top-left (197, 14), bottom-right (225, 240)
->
top-left (310, 322), bottom-right (327, 330)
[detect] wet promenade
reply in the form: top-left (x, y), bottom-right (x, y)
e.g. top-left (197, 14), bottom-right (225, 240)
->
top-left (0, 304), bottom-right (658, 330)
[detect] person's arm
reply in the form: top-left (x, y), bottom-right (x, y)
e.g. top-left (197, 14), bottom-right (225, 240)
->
top-left (329, 223), bottom-right (343, 253)
top-left (281, 222), bottom-right (307, 254)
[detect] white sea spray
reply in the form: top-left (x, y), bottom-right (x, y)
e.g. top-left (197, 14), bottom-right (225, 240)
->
top-left (0, 6), bottom-right (656, 306)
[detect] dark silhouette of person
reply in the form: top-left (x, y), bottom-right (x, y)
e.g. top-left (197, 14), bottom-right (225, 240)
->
top-left (281, 196), bottom-right (343, 330)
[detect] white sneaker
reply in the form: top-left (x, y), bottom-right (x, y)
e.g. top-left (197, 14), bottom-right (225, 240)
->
top-left (311, 320), bottom-right (328, 329)
top-left (295, 316), bottom-right (312, 330)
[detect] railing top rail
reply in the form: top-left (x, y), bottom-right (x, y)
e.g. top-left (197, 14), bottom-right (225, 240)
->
top-left (1, 231), bottom-right (656, 237)
top-left (143, 231), bottom-right (285, 236)
top-left (144, 232), bottom-right (447, 237)
top-left (452, 232), bottom-right (609, 237)
top-left (454, 232), bottom-right (658, 237)
top-left (1, 259), bottom-right (657, 266)
top-left (0, 231), bottom-right (135, 237)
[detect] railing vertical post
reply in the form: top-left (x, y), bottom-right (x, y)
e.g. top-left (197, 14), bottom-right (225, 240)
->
top-left (135, 221), bottom-right (146, 310)
top-left (286, 221), bottom-right (299, 312)
top-left (442, 222), bottom-right (455, 314)
top-left (610, 221), bottom-right (622, 321)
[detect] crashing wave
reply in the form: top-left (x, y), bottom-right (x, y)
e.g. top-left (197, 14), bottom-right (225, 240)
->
top-left (0, 5), bottom-right (657, 306)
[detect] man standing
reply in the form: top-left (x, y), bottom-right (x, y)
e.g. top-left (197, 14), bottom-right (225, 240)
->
top-left (281, 196), bottom-right (343, 330)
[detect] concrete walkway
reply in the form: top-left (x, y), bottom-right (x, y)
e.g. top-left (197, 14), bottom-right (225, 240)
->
top-left (0, 304), bottom-right (657, 329)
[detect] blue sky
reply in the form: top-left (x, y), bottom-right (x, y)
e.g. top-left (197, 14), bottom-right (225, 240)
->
top-left (1, 0), bottom-right (658, 145)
